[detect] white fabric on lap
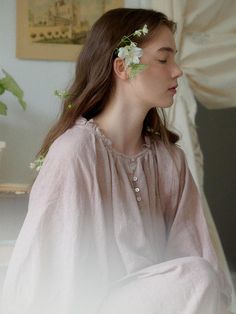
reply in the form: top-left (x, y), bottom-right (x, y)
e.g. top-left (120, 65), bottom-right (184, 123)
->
top-left (99, 256), bottom-right (226, 314)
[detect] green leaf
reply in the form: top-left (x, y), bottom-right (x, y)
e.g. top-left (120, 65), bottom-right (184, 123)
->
top-left (0, 69), bottom-right (27, 110)
top-left (0, 101), bottom-right (7, 115)
top-left (0, 83), bottom-right (5, 95)
top-left (18, 97), bottom-right (27, 110)
top-left (129, 64), bottom-right (148, 79)
top-left (54, 89), bottom-right (69, 99)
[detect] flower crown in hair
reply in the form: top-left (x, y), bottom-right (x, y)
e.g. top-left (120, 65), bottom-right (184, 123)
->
top-left (115, 24), bottom-right (149, 79)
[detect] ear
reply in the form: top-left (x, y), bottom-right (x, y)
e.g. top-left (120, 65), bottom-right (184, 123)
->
top-left (113, 58), bottom-right (129, 80)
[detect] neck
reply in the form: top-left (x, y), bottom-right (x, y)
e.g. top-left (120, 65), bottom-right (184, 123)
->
top-left (93, 99), bottom-right (148, 156)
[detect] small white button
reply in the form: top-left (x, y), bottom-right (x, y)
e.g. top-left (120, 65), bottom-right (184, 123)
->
top-left (133, 176), bottom-right (138, 182)
top-left (135, 187), bottom-right (140, 193)
top-left (131, 158), bottom-right (135, 162)
top-left (137, 196), bottom-right (142, 202)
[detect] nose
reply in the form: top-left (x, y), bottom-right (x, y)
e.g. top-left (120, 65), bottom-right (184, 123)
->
top-left (172, 62), bottom-right (183, 79)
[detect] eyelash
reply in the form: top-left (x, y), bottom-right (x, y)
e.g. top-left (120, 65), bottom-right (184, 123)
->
top-left (159, 60), bottom-right (167, 64)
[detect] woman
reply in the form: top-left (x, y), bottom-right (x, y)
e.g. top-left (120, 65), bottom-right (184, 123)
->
top-left (1, 8), bottom-right (233, 314)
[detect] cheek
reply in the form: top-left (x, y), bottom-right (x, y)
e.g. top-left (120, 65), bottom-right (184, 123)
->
top-left (142, 68), bottom-right (167, 92)
top-left (133, 64), bottom-right (169, 98)
top-left (151, 65), bottom-right (169, 78)
top-left (145, 63), bottom-right (168, 81)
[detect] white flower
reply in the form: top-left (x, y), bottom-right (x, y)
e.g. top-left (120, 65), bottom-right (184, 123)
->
top-left (134, 30), bottom-right (142, 37)
top-left (30, 155), bottom-right (45, 172)
top-left (54, 89), bottom-right (69, 99)
top-left (118, 43), bottom-right (143, 66)
top-left (133, 24), bottom-right (148, 37)
top-left (115, 25), bottom-right (149, 79)
top-left (142, 24), bottom-right (148, 35)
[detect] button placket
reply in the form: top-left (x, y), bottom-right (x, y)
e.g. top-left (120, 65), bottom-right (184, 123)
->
top-left (129, 158), bottom-right (143, 212)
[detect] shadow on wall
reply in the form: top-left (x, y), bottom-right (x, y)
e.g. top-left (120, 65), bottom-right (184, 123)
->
top-left (196, 102), bottom-right (236, 271)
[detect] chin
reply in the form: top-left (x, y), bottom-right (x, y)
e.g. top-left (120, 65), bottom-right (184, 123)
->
top-left (158, 101), bottom-right (174, 108)
top-left (154, 95), bottom-right (175, 108)
top-left (148, 98), bottom-right (174, 109)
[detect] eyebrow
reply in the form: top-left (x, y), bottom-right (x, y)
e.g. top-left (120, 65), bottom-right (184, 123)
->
top-left (157, 47), bottom-right (177, 54)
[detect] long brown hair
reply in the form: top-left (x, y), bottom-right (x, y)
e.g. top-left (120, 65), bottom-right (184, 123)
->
top-left (38, 8), bottom-right (179, 157)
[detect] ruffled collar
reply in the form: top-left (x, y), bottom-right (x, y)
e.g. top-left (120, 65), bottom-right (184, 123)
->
top-left (76, 116), bottom-right (152, 159)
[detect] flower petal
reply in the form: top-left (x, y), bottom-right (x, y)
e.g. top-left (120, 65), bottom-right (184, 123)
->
top-left (142, 24), bottom-right (148, 34)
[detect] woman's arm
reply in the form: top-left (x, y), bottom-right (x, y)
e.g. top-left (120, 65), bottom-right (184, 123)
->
top-left (1, 134), bottom-right (98, 314)
top-left (163, 146), bottom-right (233, 309)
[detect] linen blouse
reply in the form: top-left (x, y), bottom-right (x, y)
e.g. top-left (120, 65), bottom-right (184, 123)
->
top-left (1, 116), bottom-right (232, 314)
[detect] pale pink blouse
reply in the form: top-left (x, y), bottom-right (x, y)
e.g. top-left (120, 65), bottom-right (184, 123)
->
top-left (1, 117), bottom-right (232, 314)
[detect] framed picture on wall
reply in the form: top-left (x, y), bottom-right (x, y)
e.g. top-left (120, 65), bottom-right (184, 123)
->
top-left (16, 0), bottom-right (123, 61)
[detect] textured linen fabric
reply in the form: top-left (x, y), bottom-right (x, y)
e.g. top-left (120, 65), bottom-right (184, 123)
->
top-left (1, 117), bottom-right (232, 314)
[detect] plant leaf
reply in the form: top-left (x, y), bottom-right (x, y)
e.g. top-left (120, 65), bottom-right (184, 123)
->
top-left (0, 101), bottom-right (7, 115)
top-left (129, 64), bottom-right (148, 79)
top-left (0, 69), bottom-right (27, 110)
top-left (0, 83), bottom-right (5, 95)
top-left (18, 97), bottom-right (27, 110)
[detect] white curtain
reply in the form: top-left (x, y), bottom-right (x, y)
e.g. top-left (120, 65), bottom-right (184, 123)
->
top-left (126, 0), bottom-right (236, 311)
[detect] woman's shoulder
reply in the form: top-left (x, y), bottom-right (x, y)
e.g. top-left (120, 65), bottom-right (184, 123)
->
top-left (47, 120), bottom-right (96, 161)
top-left (154, 138), bottom-right (185, 160)
top-left (153, 138), bottom-right (186, 173)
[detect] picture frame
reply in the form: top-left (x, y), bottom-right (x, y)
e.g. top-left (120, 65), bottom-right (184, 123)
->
top-left (16, 0), bottom-right (123, 62)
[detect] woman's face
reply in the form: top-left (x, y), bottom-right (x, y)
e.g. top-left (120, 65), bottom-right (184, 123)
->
top-left (130, 25), bottom-right (183, 109)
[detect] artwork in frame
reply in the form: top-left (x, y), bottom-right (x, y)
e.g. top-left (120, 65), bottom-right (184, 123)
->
top-left (16, 0), bottom-right (123, 61)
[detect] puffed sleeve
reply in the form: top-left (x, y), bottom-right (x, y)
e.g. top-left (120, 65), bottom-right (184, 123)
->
top-left (163, 146), bottom-right (232, 309)
top-left (1, 133), bottom-right (103, 314)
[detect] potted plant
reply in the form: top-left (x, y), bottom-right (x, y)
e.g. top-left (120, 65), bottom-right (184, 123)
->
top-left (0, 68), bottom-right (27, 165)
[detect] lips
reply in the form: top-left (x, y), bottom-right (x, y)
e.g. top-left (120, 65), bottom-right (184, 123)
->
top-left (168, 85), bottom-right (178, 95)
top-left (168, 84), bottom-right (178, 90)
top-left (168, 84), bottom-right (178, 94)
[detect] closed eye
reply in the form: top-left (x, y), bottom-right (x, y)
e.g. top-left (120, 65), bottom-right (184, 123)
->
top-left (159, 60), bottom-right (167, 64)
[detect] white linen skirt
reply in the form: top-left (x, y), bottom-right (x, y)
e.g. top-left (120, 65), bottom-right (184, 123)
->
top-left (98, 256), bottom-right (231, 314)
